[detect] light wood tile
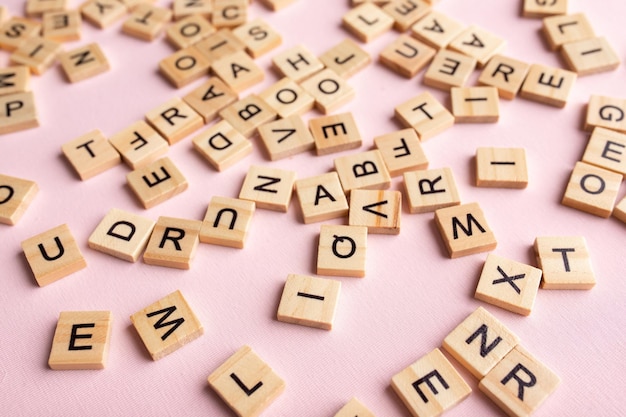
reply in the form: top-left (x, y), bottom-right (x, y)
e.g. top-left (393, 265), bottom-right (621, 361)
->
top-left (192, 119), bottom-right (252, 171)
top-left (561, 36), bottom-right (620, 76)
top-left (584, 95), bottom-right (626, 133)
top-left (166, 14), bottom-right (215, 49)
top-left (0, 91), bottom-right (39, 134)
top-left (258, 115), bottom-right (314, 161)
top-left (309, 112), bottom-right (362, 156)
top-left (581, 127), bottom-right (626, 177)
top-left (143, 217), bottom-right (201, 269)
top-left (334, 397), bottom-right (376, 417)
top-left (258, 0), bottom-right (295, 11)
top-left (534, 236), bottom-right (595, 289)
top-left (319, 38), bottom-right (371, 79)
top-left (394, 91), bottom-right (454, 140)
top-left (522, 0), bottom-right (567, 18)
top-left (10, 37), bottom-right (62, 75)
top-left (334, 150), bottom-right (391, 194)
top-left (342, 3), bottom-right (394, 43)
top-left (0, 66), bottom-right (30, 96)
top-left (259, 77), bottom-right (314, 119)
top-left (193, 29), bottom-right (246, 63)
top-left (423, 48), bottom-right (476, 91)
top-left (0, 173), bottom-right (38, 225)
top-left (212, 0), bottom-right (247, 29)
top-left (349, 189), bottom-right (401, 235)
top-left (126, 157), bottom-right (188, 209)
top-left (379, 34), bottom-right (436, 78)
top-left (232, 18), bottom-right (282, 58)
top-left (272, 44), bottom-right (324, 82)
top-left (477, 55), bottom-right (530, 100)
top-left (0, 17), bottom-right (41, 52)
top-left (295, 172), bottom-right (349, 224)
top-left (542, 13), bottom-right (595, 51)
top-left (183, 77), bottom-right (238, 124)
top-left (58, 42), bottom-right (110, 83)
top-left (403, 167), bottom-right (460, 213)
top-left (26, 0), bottom-right (67, 17)
top-left (199, 196), bottom-right (255, 248)
top-left (451, 86), bottom-right (499, 123)
top-left (475, 147), bottom-right (528, 188)
top-left (81, 0), bottom-right (127, 29)
top-left (118, 0), bottom-right (156, 12)
top-left (211, 50), bottom-right (264, 93)
top-left (448, 25), bottom-right (506, 68)
top-left (300, 68), bottom-right (355, 114)
top-left (172, 0), bottom-right (212, 20)
top-left (410, 10), bottom-right (464, 50)
top-left (109, 120), bottom-right (169, 169)
top-left (519, 63), bottom-right (576, 108)
top-left (317, 224), bottom-right (367, 278)
top-left (122, 4), bottom-right (172, 41)
top-left (219, 95), bottom-right (277, 138)
top-left (145, 97), bottom-right (203, 144)
top-left (61, 129), bottom-right (121, 180)
top-left (42, 10), bottom-right (82, 42)
top-left (561, 161), bottom-right (621, 218)
top-left (382, 0), bottom-right (431, 32)
top-left (613, 195), bottom-right (626, 225)
top-left (160, 46), bottom-right (211, 88)
top-left (374, 129), bottom-right (428, 177)
top-left (435, 202), bottom-right (497, 258)
top-left (239, 165), bottom-right (296, 212)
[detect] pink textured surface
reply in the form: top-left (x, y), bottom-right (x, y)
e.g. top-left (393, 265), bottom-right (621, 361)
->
top-left (2, 0), bottom-right (626, 416)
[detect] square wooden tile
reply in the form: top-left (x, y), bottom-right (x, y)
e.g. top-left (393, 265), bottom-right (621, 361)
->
top-left (561, 36), bottom-right (620, 76)
top-left (475, 147), bottom-right (528, 188)
top-left (404, 167), bottom-right (461, 213)
top-left (474, 253), bottom-right (542, 316)
top-left (448, 25), bottom-right (506, 68)
top-left (10, 37), bottom-right (61, 75)
top-left (309, 112), bottom-right (362, 156)
top-left (442, 306), bottom-right (520, 379)
top-left (614, 195), bottom-right (626, 224)
top-left (0, 18), bottom-right (41, 52)
top-left (143, 217), bottom-right (202, 269)
top-left (272, 44), bottom-right (324, 83)
top-left (542, 13), bottom-right (595, 51)
top-left (21, 223), bottom-right (87, 287)
top-left (130, 290), bottom-right (203, 360)
top-left (42, 10), bottom-right (82, 42)
top-left (382, 0), bottom-right (431, 32)
top-left (61, 129), bottom-right (121, 180)
top-left (193, 29), bottom-right (246, 63)
top-left (212, 0), bottom-right (247, 29)
top-left (211, 50), bottom-right (264, 93)
top-left (122, 4), bottom-right (172, 41)
top-left (159, 46), bottom-right (211, 88)
top-left (126, 157), bottom-right (188, 209)
top-left (109, 120), bottom-right (169, 169)
top-left (374, 129), bottom-right (428, 177)
top-left (232, 18), bottom-right (282, 58)
top-left (258, 77), bottom-right (315, 119)
top-left (199, 196), bottom-right (255, 248)
top-left (183, 77), bottom-right (238, 124)
top-left (451, 87), bottom-right (499, 123)
top-left (258, 0), bottom-right (295, 10)
top-left (379, 34), bottom-right (436, 78)
top-left (581, 127), bottom-right (626, 177)
top-left (0, 66), bottom-right (30, 96)
top-left (479, 345), bottom-right (560, 417)
top-left (88, 208), bottom-right (156, 262)
top-left (319, 38), bottom-right (371, 79)
top-left (26, 0), bottom-right (67, 17)
top-left (192, 119), bottom-right (252, 171)
top-left (172, 0), bottom-right (212, 20)
top-left (80, 0), bottom-right (127, 29)
top-left (394, 91), bottom-right (454, 140)
top-left (317, 224), bottom-right (367, 278)
top-left (334, 397), bottom-right (376, 417)
top-left (300, 68), bottom-right (355, 114)
top-left (391, 348), bottom-right (471, 417)
top-left (118, 0), bottom-right (153, 12)
top-left (239, 165), bottom-right (296, 212)
top-left (584, 95), bottom-right (626, 133)
top-left (58, 43), bottom-right (110, 83)
top-left (477, 55), bottom-right (530, 100)
top-left (519, 64), bottom-right (576, 108)
top-left (277, 273), bottom-right (341, 330)
top-left (534, 236), bottom-right (595, 289)
top-left (166, 14), bottom-right (214, 49)
top-left (410, 11), bottom-right (464, 50)
top-left (335, 150), bottom-right (391, 194)
top-left (561, 161), bottom-right (621, 218)
top-left (423, 49), bottom-right (477, 91)
top-left (435, 202), bottom-right (497, 258)
top-left (208, 345), bottom-right (285, 417)
top-left (0, 91), bottom-right (39, 135)
top-left (349, 189), bottom-right (401, 235)
top-left (523, 0), bottom-right (567, 18)
top-left (48, 311), bottom-right (112, 370)
top-left (258, 115), bottom-right (315, 161)
top-left (219, 95), bottom-right (277, 138)
top-left (0, 174), bottom-right (38, 225)
top-left (342, 3), bottom-right (394, 43)
top-left (145, 97), bottom-right (203, 145)
top-left (295, 172), bottom-right (349, 224)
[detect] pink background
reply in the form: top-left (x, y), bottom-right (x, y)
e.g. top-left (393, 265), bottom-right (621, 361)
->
top-left (2, 0), bottom-right (626, 415)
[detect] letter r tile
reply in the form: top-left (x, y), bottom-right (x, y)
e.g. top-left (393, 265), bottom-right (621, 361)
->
top-left (143, 216), bottom-right (201, 269)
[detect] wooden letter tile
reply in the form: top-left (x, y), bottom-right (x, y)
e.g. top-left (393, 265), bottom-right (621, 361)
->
top-left (58, 43), bottom-right (110, 83)
top-left (334, 397), bottom-right (376, 417)
top-left (300, 68), bottom-right (355, 114)
top-left (272, 44), bottom-right (324, 83)
top-left (0, 91), bottom-right (39, 134)
top-left (317, 224), bottom-right (367, 278)
top-left (391, 348), bottom-right (471, 417)
top-left (159, 46), bottom-right (211, 88)
top-left (211, 50), bottom-right (264, 93)
top-left (451, 87), bottom-right (499, 123)
top-left (479, 345), bottom-right (560, 417)
top-left (10, 37), bottom-right (62, 75)
top-left (199, 196), bottom-right (255, 248)
top-left (613, 195), bottom-right (626, 224)
top-left (374, 129), bottom-right (428, 177)
top-left (442, 306), bottom-right (520, 379)
top-left (130, 290), bottom-right (203, 360)
top-left (519, 64), bottom-right (576, 108)
top-left (309, 112), bottom-right (362, 156)
top-left (166, 14), bottom-right (214, 50)
top-left (143, 217), bottom-right (201, 269)
top-left (80, 0), bottom-right (127, 29)
top-left (88, 208), bottom-right (156, 262)
top-left (534, 236), bottom-right (595, 289)
top-left (183, 77), bottom-right (238, 124)
top-left (423, 49), bottom-right (477, 91)
top-left (541, 13), bottom-right (595, 51)
top-left (258, 0), bottom-right (295, 11)
top-left (0, 18), bottom-right (41, 52)
top-left (145, 97), bottom-right (203, 144)
top-left (561, 37), bottom-right (620, 76)
top-left (192, 120), bottom-right (252, 171)
top-left (258, 77), bottom-right (315, 119)
top-left (561, 161), bottom-right (621, 218)
top-left (232, 18), bottom-right (282, 58)
top-left (448, 25), bottom-right (506, 68)
top-left (349, 189), bottom-right (401, 235)
top-left (48, 311), bottom-right (112, 370)
top-left (295, 172), bottom-right (349, 224)
top-left (26, 0), bottom-right (67, 17)
top-left (172, 0), bottom-right (212, 20)
top-left (61, 129), bottom-right (121, 180)
top-left (474, 253), bottom-right (542, 316)
top-left (335, 150), bottom-right (391, 194)
top-left (523, 0), bottom-right (567, 18)
top-left (477, 55), bottom-right (530, 100)
top-left (239, 165), bottom-right (296, 212)
top-left (382, 0), bottom-right (431, 32)
top-left (0, 174), bottom-right (38, 225)
top-left (257, 115), bottom-right (315, 161)
top-left (21, 223), bottom-right (87, 287)
top-left (394, 91), bottom-right (454, 140)
top-left (410, 11), bottom-right (464, 50)
top-left (0, 66), bottom-right (30, 96)
top-left (584, 95), bottom-right (626, 133)
top-left (475, 147), bottom-right (528, 188)
top-left (212, 0), bottom-right (247, 29)
top-left (193, 29), bottom-right (246, 63)
top-left (109, 120), bottom-right (169, 169)
top-left (342, 3), bottom-right (394, 43)
top-left (126, 157), bottom-right (188, 209)
top-left (435, 202), bottom-right (496, 258)
top-left (42, 10), bottom-right (82, 42)
top-left (208, 345), bottom-right (285, 417)
top-left (319, 38), bottom-right (371, 79)
top-left (122, 4), bottom-right (172, 41)
top-left (379, 34), bottom-right (436, 78)
top-left (581, 127), bottom-right (626, 177)
top-left (219, 95), bottom-right (277, 138)
top-left (403, 167), bottom-right (460, 213)
top-left (277, 274), bottom-right (341, 330)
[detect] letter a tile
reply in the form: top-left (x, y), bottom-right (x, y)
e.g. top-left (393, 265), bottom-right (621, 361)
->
top-left (208, 345), bottom-right (285, 417)
top-left (391, 348), bottom-right (471, 417)
top-left (434, 202), bottom-right (496, 258)
top-left (277, 274), bottom-right (341, 330)
top-left (130, 290), bottom-right (203, 360)
top-left (295, 172), bottom-right (349, 224)
top-left (143, 216), bottom-right (201, 269)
